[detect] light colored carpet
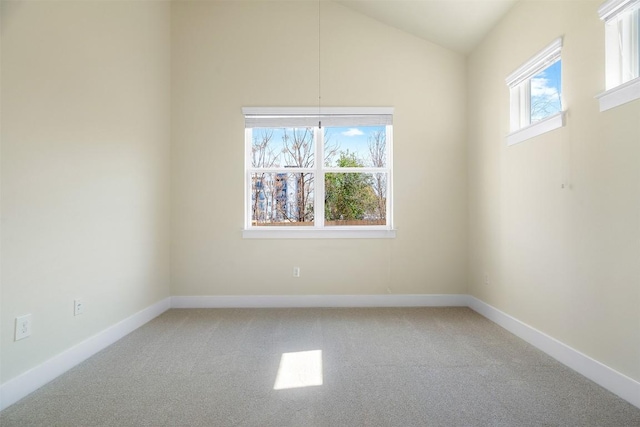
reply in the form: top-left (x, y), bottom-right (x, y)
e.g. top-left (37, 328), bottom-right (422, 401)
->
top-left (1, 307), bottom-right (639, 426)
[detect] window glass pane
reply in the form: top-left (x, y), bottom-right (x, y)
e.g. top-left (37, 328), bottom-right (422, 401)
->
top-left (323, 126), bottom-right (386, 167)
top-left (251, 128), bottom-right (314, 168)
top-left (530, 60), bottom-right (562, 124)
top-left (250, 172), bottom-right (314, 226)
top-left (617, 6), bottom-right (640, 83)
top-left (324, 172), bottom-right (386, 226)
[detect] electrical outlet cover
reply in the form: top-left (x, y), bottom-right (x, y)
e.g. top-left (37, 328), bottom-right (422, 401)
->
top-left (15, 314), bottom-right (32, 341)
top-left (74, 299), bottom-right (84, 316)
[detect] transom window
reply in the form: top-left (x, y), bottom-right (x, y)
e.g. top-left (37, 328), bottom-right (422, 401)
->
top-left (597, 0), bottom-right (640, 111)
top-left (506, 37), bottom-right (565, 146)
top-left (243, 107), bottom-right (394, 239)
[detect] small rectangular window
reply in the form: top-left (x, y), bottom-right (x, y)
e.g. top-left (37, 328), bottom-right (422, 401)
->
top-left (506, 37), bottom-right (565, 146)
top-left (597, 0), bottom-right (640, 111)
top-left (243, 108), bottom-right (395, 238)
top-left (601, 0), bottom-right (639, 88)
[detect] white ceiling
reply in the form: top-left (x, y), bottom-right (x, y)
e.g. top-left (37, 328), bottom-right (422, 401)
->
top-left (336, 0), bottom-right (518, 54)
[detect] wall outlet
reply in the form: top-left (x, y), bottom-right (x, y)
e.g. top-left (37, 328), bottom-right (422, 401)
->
top-left (484, 274), bottom-right (490, 286)
top-left (15, 314), bottom-right (32, 341)
top-left (293, 267), bottom-right (301, 277)
top-left (74, 299), bottom-right (84, 316)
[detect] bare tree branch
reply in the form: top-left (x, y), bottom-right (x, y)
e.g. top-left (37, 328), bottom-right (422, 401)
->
top-left (368, 130), bottom-right (387, 220)
top-left (281, 128), bottom-right (315, 223)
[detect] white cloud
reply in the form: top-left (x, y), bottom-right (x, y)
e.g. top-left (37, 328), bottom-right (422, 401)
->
top-left (531, 76), bottom-right (559, 98)
top-left (341, 128), bottom-right (364, 137)
top-left (530, 73), bottom-right (561, 122)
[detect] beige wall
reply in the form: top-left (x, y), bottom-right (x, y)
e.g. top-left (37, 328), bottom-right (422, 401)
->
top-left (1, 1), bottom-right (171, 382)
top-left (170, 1), bottom-right (468, 297)
top-left (467, 0), bottom-right (640, 381)
top-left (5, 0), bottom-right (634, 398)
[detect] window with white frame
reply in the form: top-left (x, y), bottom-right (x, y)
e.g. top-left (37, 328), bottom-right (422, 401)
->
top-left (597, 0), bottom-right (640, 111)
top-left (243, 107), bottom-right (394, 239)
top-left (506, 37), bottom-right (565, 146)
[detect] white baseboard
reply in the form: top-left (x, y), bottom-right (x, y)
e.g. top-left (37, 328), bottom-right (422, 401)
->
top-left (0, 297), bottom-right (171, 411)
top-left (171, 294), bottom-right (469, 308)
top-left (467, 296), bottom-right (640, 409)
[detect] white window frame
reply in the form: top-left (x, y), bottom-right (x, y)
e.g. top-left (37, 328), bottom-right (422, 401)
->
top-left (506, 37), bottom-right (566, 146)
top-left (242, 107), bottom-right (396, 239)
top-left (596, 0), bottom-right (640, 111)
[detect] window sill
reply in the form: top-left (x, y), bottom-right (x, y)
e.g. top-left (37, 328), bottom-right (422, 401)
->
top-left (596, 77), bottom-right (640, 112)
top-left (506, 111), bottom-right (566, 146)
top-left (243, 228), bottom-right (397, 239)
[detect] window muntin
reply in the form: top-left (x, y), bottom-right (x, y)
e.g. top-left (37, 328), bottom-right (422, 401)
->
top-left (244, 108), bottom-right (393, 233)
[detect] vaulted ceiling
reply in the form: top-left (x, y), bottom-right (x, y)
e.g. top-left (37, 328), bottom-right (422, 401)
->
top-left (336, 0), bottom-right (518, 54)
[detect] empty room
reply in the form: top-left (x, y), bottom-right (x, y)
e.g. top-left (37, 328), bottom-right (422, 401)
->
top-left (1, 0), bottom-right (639, 425)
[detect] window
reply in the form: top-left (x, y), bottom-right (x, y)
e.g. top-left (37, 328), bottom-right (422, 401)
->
top-left (243, 107), bottom-right (395, 239)
top-left (597, 0), bottom-right (640, 111)
top-left (506, 37), bottom-right (565, 146)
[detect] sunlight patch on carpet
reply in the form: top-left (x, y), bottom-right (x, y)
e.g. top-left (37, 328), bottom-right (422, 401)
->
top-left (273, 350), bottom-right (323, 390)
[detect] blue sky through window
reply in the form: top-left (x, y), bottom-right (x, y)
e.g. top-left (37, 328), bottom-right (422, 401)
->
top-left (252, 125), bottom-right (386, 168)
top-left (324, 125), bottom-right (386, 167)
top-left (530, 60), bottom-right (562, 123)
